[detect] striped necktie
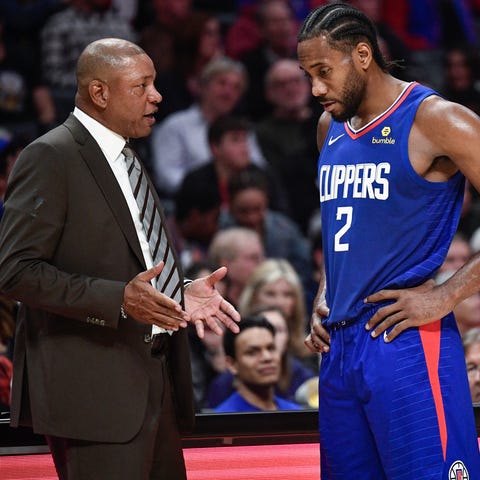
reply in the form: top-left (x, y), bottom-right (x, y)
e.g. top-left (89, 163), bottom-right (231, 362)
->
top-left (122, 144), bottom-right (182, 303)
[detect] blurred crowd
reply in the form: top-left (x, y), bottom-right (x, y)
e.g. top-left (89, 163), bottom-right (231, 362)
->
top-left (2, 0), bottom-right (480, 413)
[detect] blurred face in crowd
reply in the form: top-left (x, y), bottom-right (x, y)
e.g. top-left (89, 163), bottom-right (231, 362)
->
top-left (184, 206), bottom-right (220, 245)
top-left (228, 327), bottom-right (280, 387)
top-left (198, 17), bottom-right (223, 62)
top-left (229, 187), bottom-right (267, 234)
top-left (211, 130), bottom-right (250, 172)
top-left (255, 278), bottom-right (296, 319)
top-left (202, 71), bottom-right (245, 117)
top-left (454, 292), bottom-right (480, 334)
top-left (446, 49), bottom-right (473, 91)
top-left (154, 0), bottom-right (192, 24)
top-left (466, 341), bottom-right (480, 402)
top-left (260, 0), bottom-right (297, 55)
top-left (262, 309), bottom-right (289, 354)
top-left (266, 60), bottom-right (310, 114)
top-left (227, 237), bottom-right (264, 287)
top-left (439, 237), bottom-right (472, 274)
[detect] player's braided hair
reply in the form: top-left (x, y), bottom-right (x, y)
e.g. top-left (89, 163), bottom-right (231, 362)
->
top-left (298, 2), bottom-right (389, 72)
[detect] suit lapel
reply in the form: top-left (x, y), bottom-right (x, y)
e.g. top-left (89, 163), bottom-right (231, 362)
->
top-left (63, 115), bottom-right (146, 268)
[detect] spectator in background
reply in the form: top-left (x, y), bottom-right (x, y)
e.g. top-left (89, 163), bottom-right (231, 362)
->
top-left (153, 11), bottom-right (224, 121)
top-left (442, 44), bottom-right (480, 115)
top-left (436, 234), bottom-right (480, 336)
top-left (454, 290), bottom-right (480, 336)
top-left (150, 56), bottom-right (265, 198)
top-left (224, 1), bottom-right (262, 60)
top-left (40, 0), bottom-right (137, 123)
top-left (463, 327), bottom-right (480, 403)
top-left (0, 133), bottom-right (28, 220)
top-left (347, 0), bottom-right (413, 81)
top-left (436, 232), bottom-right (472, 278)
top-left (206, 303), bottom-right (316, 409)
top-left (382, 0), bottom-right (477, 91)
top-left (238, 258), bottom-right (316, 369)
top-left (208, 227), bottom-right (265, 307)
top-left (182, 114), bottom-right (288, 213)
top-left (255, 58), bottom-right (320, 233)
top-left (220, 168), bottom-right (312, 287)
top-left (0, 19), bottom-right (56, 138)
top-left (240, 0), bottom-right (299, 120)
top-left (166, 170), bottom-right (222, 271)
top-left (214, 315), bottom-right (301, 412)
top-left (139, 0), bottom-right (194, 76)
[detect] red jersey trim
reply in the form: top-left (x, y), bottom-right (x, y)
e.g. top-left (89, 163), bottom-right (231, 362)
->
top-left (344, 82), bottom-right (419, 140)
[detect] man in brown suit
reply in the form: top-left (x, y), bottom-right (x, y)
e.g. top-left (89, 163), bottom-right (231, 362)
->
top-left (0, 38), bottom-right (240, 480)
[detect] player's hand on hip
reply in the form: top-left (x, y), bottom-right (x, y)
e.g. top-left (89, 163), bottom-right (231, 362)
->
top-left (305, 299), bottom-right (330, 353)
top-left (364, 279), bottom-right (451, 342)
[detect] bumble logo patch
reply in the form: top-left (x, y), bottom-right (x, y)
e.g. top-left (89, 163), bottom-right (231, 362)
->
top-left (449, 460), bottom-right (469, 479)
top-left (372, 125), bottom-right (395, 144)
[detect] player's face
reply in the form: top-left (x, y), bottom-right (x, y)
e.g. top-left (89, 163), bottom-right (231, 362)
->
top-left (298, 35), bottom-right (366, 122)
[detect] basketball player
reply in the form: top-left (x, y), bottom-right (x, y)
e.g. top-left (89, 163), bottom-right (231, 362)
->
top-left (298, 3), bottom-right (480, 479)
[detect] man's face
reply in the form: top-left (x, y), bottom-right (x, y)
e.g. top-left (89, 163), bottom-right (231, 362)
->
top-left (298, 35), bottom-right (367, 122)
top-left (227, 238), bottom-right (264, 287)
top-left (262, 1), bottom-right (296, 53)
top-left (229, 327), bottom-right (280, 387)
top-left (189, 206), bottom-right (220, 244)
top-left (202, 72), bottom-right (245, 117)
top-left (229, 188), bottom-right (267, 234)
top-left (103, 54), bottom-right (162, 139)
top-left (266, 62), bottom-right (311, 113)
top-left (255, 278), bottom-right (296, 320)
top-left (466, 342), bottom-right (480, 402)
top-left (211, 130), bottom-right (250, 171)
top-left (439, 238), bottom-right (471, 274)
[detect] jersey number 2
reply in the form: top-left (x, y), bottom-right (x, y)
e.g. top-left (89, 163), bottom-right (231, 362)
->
top-left (335, 206), bottom-right (352, 252)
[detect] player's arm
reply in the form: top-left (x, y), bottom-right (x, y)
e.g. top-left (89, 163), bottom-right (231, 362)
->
top-left (305, 111), bottom-right (332, 353)
top-left (365, 97), bottom-right (480, 341)
top-left (305, 265), bottom-right (331, 353)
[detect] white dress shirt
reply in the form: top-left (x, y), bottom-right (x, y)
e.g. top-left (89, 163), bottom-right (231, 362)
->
top-left (73, 107), bottom-right (165, 334)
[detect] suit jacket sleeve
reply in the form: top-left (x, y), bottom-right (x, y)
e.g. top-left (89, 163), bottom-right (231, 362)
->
top-left (0, 139), bottom-right (125, 327)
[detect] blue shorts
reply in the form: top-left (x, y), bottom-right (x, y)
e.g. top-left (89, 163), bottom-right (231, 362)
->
top-left (318, 312), bottom-right (480, 479)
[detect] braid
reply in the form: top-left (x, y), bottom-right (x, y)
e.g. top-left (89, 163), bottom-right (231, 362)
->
top-left (298, 3), bottom-right (389, 71)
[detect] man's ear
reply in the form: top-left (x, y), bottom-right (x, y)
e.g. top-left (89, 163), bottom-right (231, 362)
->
top-left (89, 80), bottom-right (109, 108)
top-left (356, 42), bottom-right (373, 71)
top-left (225, 355), bottom-right (238, 375)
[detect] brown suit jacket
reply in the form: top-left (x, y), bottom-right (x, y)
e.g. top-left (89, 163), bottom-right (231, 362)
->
top-left (0, 115), bottom-right (195, 442)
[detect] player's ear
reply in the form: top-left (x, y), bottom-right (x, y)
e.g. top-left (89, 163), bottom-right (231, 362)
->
top-left (356, 42), bottom-right (372, 70)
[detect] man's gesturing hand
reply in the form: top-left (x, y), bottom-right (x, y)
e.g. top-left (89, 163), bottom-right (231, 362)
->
top-left (123, 262), bottom-right (189, 331)
top-left (184, 266), bottom-right (241, 338)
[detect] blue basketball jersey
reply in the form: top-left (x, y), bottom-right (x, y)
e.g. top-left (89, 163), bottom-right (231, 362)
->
top-left (318, 82), bottom-right (465, 327)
